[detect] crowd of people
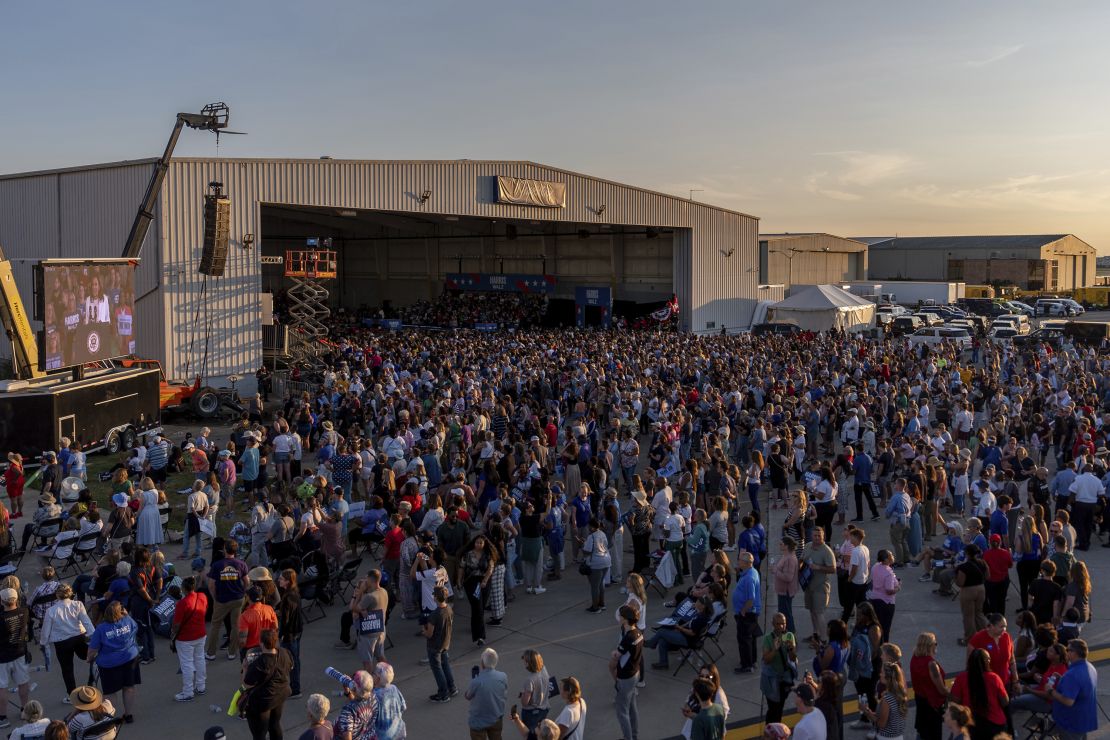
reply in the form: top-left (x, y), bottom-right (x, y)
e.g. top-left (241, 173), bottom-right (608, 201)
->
top-left (398, 291), bottom-right (548, 329)
top-left (0, 323), bottom-right (1106, 739)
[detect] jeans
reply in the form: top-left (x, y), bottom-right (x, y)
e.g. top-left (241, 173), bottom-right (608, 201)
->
top-left (889, 522), bottom-right (909, 565)
top-left (614, 676), bottom-right (639, 740)
top-left (133, 606), bottom-right (154, 661)
top-left (854, 483), bottom-right (878, 519)
top-left (428, 647), bottom-right (456, 697)
top-left (777, 593), bottom-right (796, 634)
top-left (281, 637), bottom-right (301, 695)
top-left (181, 516), bottom-right (203, 557)
top-left (609, 530), bottom-right (624, 583)
top-left (588, 567), bottom-right (608, 608)
top-left (53, 634), bottom-right (88, 694)
top-left (176, 636), bottom-right (206, 696)
top-left (521, 708), bottom-right (548, 732)
top-left (646, 629), bottom-right (688, 667)
top-left (869, 599), bottom-right (895, 645)
top-left (1009, 692), bottom-right (1051, 714)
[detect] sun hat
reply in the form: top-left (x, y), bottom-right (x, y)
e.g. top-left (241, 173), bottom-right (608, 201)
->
top-left (631, 489), bottom-right (648, 504)
top-left (247, 566), bottom-right (272, 582)
top-left (38, 493), bottom-right (55, 505)
top-left (111, 493), bottom-right (128, 508)
top-left (218, 449), bottom-right (231, 458)
top-left (69, 685), bottom-right (103, 711)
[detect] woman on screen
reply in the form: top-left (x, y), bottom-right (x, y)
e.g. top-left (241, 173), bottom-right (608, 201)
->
top-left (83, 274), bottom-right (111, 324)
top-left (115, 286), bottom-right (135, 355)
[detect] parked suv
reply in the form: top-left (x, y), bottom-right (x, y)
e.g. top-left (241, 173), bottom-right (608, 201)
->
top-left (907, 326), bottom-right (972, 348)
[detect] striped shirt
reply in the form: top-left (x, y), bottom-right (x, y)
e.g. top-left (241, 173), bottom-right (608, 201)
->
top-left (877, 693), bottom-right (906, 738)
top-left (146, 441), bottom-right (169, 470)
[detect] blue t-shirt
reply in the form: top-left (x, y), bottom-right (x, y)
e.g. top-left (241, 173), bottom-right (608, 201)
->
top-left (570, 497), bottom-right (592, 528)
top-left (208, 557), bottom-right (249, 603)
top-left (989, 510), bottom-right (1009, 538)
top-left (1053, 660), bottom-right (1098, 733)
top-left (467, 669), bottom-right (508, 730)
top-left (241, 447), bottom-right (260, 481)
top-left (361, 508), bottom-right (388, 536)
top-left (90, 616), bottom-right (139, 668)
top-left (732, 568), bottom-right (761, 616)
top-left (853, 453), bottom-right (873, 484)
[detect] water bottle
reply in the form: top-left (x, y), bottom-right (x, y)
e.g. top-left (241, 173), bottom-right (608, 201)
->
top-left (324, 666), bottom-right (356, 692)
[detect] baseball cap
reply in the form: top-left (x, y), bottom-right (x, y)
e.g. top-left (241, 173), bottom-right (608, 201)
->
top-left (247, 586), bottom-right (263, 603)
top-left (793, 683), bottom-right (816, 704)
top-left (204, 728), bottom-right (226, 740)
top-left (0, 588), bottom-right (17, 604)
top-left (989, 534), bottom-right (1002, 544)
top-left (191, 557), bottom-right (206, 572)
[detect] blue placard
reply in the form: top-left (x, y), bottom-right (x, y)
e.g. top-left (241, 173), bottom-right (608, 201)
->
top-left (380, 319), bottom-right (403, 331)
top-left (474, 323), bottom-right (499, 332)
top-left (358, 608), bottom-right (385, 635)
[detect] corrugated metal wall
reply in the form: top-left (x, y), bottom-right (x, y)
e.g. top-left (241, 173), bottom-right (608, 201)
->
top-left (0, 161), bottom-right (165, 364)
top-left (763, 235), bottom-right (867, 289)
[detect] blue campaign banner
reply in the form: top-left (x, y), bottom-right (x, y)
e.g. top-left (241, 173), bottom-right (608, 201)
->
top-left (380, 319), bottom-right (403, 331)
top-left (361, 319), bottom-right (376, 328)
top-left (575, 286), bottom-right (612, 307)
top-left (474, 323), bottom-right (499, 332)
top-left (446, 273), bottom-right (556, 294)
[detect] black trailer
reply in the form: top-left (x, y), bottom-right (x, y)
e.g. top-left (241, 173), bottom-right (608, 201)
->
top-left (0, 367), bottom-right (161, 461)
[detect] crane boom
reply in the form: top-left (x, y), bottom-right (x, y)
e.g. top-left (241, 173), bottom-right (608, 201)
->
top-left (0, 245), bottom-right (41, 379)
top-left (121, 103), bottom-right (236, 259)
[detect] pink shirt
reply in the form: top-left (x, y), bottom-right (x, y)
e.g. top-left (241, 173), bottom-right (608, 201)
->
top-left (773, 553), bottom-right (799, 597)
top-left (868, 562), bottom-right (899, 604)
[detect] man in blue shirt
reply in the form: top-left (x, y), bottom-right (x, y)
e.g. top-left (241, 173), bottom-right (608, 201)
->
top-left (852, 449), bottom-right (879, 521)
top-left (466, 647), bottom-right (508, 738)
top-left (732, 551), bottom-right (761, 674)
top-left (1051, 639), bottom-right (1098, 739)
top-left (1052, 462), bottom-right (1077, 513)
top-left (990, 495), bottom-right (1012, 540)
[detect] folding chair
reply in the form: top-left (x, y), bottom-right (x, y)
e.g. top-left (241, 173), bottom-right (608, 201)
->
top-left (32, 517), bottom-right (64, 548)
top-left (333, 557), bottom-right (363, 601)
top-left (38, 530), bottom-right (80, 575)
top-left (73, 530), bottom-right (102, 571)
top-left (1022, 709), bottom-right (1055, 740)
top-left (299, 550), bottom-right (331, 623)
top-left (80, 714), bottom-right (125, 740)
top-left (671, 629), bottom-right (713, 676)
top-left (703, 612), bottom-right (728, 661)
top-left (29, 589), bottom-right (59, 635)
top-left (0, 549), bottom-right (27, 577)
top-left (647, 550), bottom-right (676, 598)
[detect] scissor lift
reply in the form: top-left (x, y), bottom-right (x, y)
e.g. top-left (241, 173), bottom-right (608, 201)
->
top-left (285, 242), bottom-right (337, 364)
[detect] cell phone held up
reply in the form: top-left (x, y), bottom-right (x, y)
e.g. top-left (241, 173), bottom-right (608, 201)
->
top-left (472, 665), bottom-right (480, 679)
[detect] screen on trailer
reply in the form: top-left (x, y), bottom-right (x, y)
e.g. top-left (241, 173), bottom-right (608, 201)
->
top-left (39, 261), bottom-right (136, 370)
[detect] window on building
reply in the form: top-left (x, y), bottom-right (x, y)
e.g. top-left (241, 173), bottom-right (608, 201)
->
top-left (758, 241), bottom-right (768, 284)
top-left (946, 259), bottom-right (965, 281)
top-left (1050, 260), bottom-right (1059, 290)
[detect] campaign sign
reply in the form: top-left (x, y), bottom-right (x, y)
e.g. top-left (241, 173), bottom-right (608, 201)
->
top-left (358, 609), bottom-right (385, 635)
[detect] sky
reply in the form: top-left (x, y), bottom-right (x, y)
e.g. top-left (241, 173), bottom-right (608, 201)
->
top-left (3, 1), bottom-right (1110, 251)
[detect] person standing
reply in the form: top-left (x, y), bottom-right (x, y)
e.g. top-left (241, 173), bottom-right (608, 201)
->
top-left (982, 533), bottom-right (1014, 616)
top-left (277, 570), bottom-right (303, 699)
top-left (760, 612), bottom-right (797, 724)
top-left (689, 677), bottom-right (725, 740)
top-left (87, 601), bottom-right (140, 724)
top-left (843, 528), bottom-right (870, 622)
top-left (883, 479), bottom-right (912, 566)
top-left (581, 518), bottom-right (612, 613)
top-left (732, 551), bottom-right (761, 674)
top-left (0, 587), bottom-right (31, 729)
top-left (39, 584), bottom-right (94, 699)
top-left (801, 527), bottom-right (836, 648)
top-left (852, 448), bottom-right (879, 521)
top-left (425, 586), bottom-right (457, 703)
top-left (967, 613), bottom-right (1019, 697)
top-left (238, 586), bottom-right (278, 659)
top-left (466, 647), bottom-right (508, 740)
top-left (791, 683), bottom-right (827, 740)
top-left (771, 537), bottom-right (799, 634)
top-left (555, 677), bottom-right (587, 740)
top-left (610, 605), bottom-right (642, 740)
top-left (353, 569), bottom-right (389, 672)
top-left (1067, 465), bottom-right (1101, 550)
top-left (241, 629), bottom-right (294, 740)
top-left (1050, 639), bottom-right (1099, 740)
top-left (867, 549), bottom-right (900, 645)
top-left (205, 539), bottom-right (249, 660)
top-left (517, 649), bottom-right (550, 730)
top-left (169, 576), bottom-right (208, 702)
top-left (909, 633), bottom-right (948, 740)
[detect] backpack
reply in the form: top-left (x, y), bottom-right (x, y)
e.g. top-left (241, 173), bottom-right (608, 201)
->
top-left (847, 629), bottom-right (873, 681)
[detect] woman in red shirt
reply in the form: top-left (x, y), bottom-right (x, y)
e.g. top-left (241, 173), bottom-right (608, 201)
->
top-left (4, 453), bottom-right (24, 520)
top-left (909, 632), bottom-right (947, 740)
top-left (948, 648), bottom-right (1009, 740)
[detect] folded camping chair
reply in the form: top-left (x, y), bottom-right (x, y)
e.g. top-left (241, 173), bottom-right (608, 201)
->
top-left (648, 550), bottom-right (677, 598)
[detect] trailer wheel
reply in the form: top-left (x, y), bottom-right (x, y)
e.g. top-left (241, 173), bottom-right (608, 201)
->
top-left (105, 431), bottom-right (122, 455)
top-left (191, 387), bottom-right (220, 418)
top-left (121, 428), bottom-right (136, 451)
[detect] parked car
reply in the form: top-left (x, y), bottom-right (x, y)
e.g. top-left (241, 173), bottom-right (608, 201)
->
top-left (991, 314), bottom-right (1031, 334)
top-left (957, 298), bottom-right (1010, 317)
top-left (751, 322), bottom-right (800, 336)
top-left (1002, 300), bottom-right (1035, 317)
top-left (876, 304), bottom-right (909, 317)
top-left (907, 326), bottom-right (972, 348)
top-left (912, 312), bottom-right (944, 327)
top-left (1059, 298), bottom-right (1085, 315)
top-left (990, 327), bottom-right (1019, 345)
top-left (1035, 299), bottom-right (1076, 317)
top-left (1013, 327), bottom-right (1065, 348)
top-left (891, 315), bottom-right (925, 336)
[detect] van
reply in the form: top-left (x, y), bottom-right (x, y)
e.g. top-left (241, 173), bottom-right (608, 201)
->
top-left (1035, 299), bottom-right (1075, 317)
top-left (991, 314), bottom-right (1030, 334)
top-left (907, 327), bottom-right (972, 348)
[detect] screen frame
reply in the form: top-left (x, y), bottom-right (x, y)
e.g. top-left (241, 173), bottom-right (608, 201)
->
top-left (35, 258), bottom-right (141, 372)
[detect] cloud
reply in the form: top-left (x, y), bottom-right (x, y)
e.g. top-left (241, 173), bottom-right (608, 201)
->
top-left (804, 151), bottom-right (913, 201)
top-left (965, 44), bottom-right (1024, 67)
top-left (896, 170), bottom-right (1110, 213)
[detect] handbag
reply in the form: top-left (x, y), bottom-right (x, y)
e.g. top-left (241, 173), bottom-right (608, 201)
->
top-left (547, 675), bottom-right (560, 698)
top-left (578, 561), bottom-right (591, 576)
top-left (798, 563), bottom-right (813, 592)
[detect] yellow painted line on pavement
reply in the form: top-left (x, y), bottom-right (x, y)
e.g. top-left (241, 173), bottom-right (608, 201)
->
top-left (722, 645), bottom-right (1110, 739)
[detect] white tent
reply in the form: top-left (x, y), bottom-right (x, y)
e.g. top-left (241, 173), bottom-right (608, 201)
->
top-left (767, 284), bottom-right (876, 333)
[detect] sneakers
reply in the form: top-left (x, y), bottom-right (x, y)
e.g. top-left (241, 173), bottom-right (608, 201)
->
top-left (848, 720), bottom-right (870, 730)
top-left (196, 687), bottom-right (207, 695)
top-left (141, 657), bottom-right (156, 666)
top-left (0, 718), bottom-right (10, 729)
top-left (526, 587), bottom-right (534, 594)
top-left (449, 687), bottom-right (459, 697)
top-left (419, 657), bottom-right (430, 665)
top-left (333, 641), bottom-right (353, 649)
top-left (917, 573), bottom-right (933, 583)
top-left (205, 654), bottom-right (217, 661)
top-left (227, 651), bottom-right (237, 661)
top-left (63, 697), bottom-right (71, 705)
top-left (476, 639), bottom-right (485, 647)
top-left (175, 692), bottom-right (194, 702)
top-left (586, 606), bottom-right (603, 613)
top-left (635, 680), bottom-right (646, 689)
top-left (289, 692), bottom-right (302, 700)
top-left (429, 694), bottom-right (451, 703)
top-left (533, 587), bottom-right (547, 595)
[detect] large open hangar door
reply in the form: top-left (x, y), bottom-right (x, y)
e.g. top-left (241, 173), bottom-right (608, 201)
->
top-left (259, 204), bottom-right (677, 324)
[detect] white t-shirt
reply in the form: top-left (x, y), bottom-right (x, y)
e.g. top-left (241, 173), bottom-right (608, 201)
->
top-left (664, 513), bottom-right (687, 543)
top-left (556, 699), bottom-right (587, 740)
top-left (849, 544), bottom-right (871, 585)
top-left (415, 565), bottom-right (452, 612)
top-left (792, 708), bottom-right (828, 740)
top-left (815, 479), bottom-right (837, 504)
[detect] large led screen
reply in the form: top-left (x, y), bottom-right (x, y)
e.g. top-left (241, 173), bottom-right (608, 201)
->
top-left (39, 261), bottom-right (136, 370)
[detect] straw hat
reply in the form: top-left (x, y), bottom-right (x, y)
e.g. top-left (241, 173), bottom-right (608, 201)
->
top-left (322, 421), bottom-right (334, 431)
top-left (69, 685), bottom-right (103, 711)
top-left (247, 566), bottom-right (272, 582)
top-left (926, 456), bottom-right (943, 468)
top-left (38, 493), bottom-right (55, 505)
top-left (958, 449), bottom-right (972, 460)
top-left (631, 489), bottom-right (647, 505)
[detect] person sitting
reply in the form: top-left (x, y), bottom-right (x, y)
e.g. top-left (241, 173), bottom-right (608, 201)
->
top-left (645, 595), bottom-right (713, 670)
top-left (663, 564), bottom-right (726, 609)
top-left (8, 700), bottom-right (49, 740)
top-left (64, 685), bottom-right (117, 740)
top-left (914, 521), bottom-right (963, 584)
top-left (19, 494), bottom-right (63, 552)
